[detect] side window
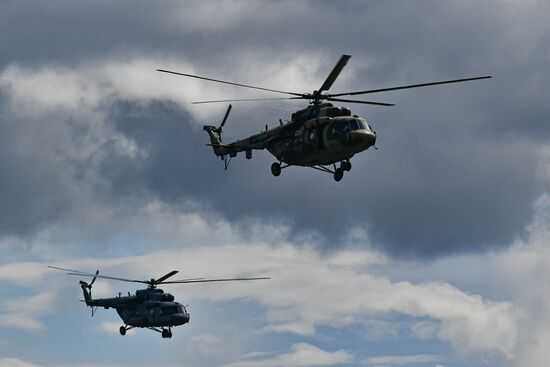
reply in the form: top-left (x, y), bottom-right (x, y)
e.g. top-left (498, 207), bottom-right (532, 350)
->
top-left (308, 129), bottom-right (316, 143)
top-left (342, 120), bottom-right (350, 133)
top-left (330, 121), bottom-right (346, 138)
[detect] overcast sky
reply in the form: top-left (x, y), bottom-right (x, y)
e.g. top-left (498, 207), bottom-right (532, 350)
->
top-left (1, 1), bottom-right (550, 367)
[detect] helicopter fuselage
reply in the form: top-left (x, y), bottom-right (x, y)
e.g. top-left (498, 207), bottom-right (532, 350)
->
top-left (82, 285), bottom-right (190, 328)
top-left (266, 115), bottom-right (376, 166)
top-left (205, 103), bottom-right (376, 167)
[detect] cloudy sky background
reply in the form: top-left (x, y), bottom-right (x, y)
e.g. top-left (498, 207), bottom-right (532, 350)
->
top-left (1, 1), bottom-right (550, 366)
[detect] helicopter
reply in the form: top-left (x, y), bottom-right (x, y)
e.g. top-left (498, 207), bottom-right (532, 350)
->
top-left (48, 266), bottom-right (269, 338)
top-left (157, 54), bottom-right (491, 181)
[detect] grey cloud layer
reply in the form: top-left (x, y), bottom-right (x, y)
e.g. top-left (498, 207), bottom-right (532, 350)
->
top-left (1, 0), bottom-right (549, 256)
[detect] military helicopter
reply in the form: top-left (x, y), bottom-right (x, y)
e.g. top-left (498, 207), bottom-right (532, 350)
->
top-left (49, 266), bottom-right (269, 338)
top-left (157, 55), bottom-right (491, 181)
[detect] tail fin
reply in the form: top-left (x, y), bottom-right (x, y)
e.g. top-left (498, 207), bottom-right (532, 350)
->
top-left (203, 104), bottom-right (233, 159)
top-left (80, 281), bottom-right (92, 305)
top-left (203, 126), bottom-right (229, 156)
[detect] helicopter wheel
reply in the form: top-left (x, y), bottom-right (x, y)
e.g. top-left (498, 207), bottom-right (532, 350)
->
top-left (162, 329), bottom-right (169, 338)
top-left (342, 161), bottom-right (352, 172)
top-left (271, 162), bottom-right (281, 177)
top-left (168, 329), bottom-right (173, 338)
top-left (334, 168), bottom-right (344, 182)
top-left (119, 326), bottom-right (126, 336)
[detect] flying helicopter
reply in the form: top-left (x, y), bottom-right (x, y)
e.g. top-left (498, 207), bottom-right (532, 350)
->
top-left (157, 55), bottom-right (491, 181)
top-left (48, 266), bottom-right (269, 339)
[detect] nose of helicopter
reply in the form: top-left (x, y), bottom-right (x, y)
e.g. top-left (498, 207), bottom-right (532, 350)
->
top-left (172, 313), bottom-right (190, 325)
top-left (348, 130), bottom-right (376, 149)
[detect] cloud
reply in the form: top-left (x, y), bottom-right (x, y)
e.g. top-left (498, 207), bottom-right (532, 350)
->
top-left (1, 3), bottom-right (550, 365)
top-left (2, 0), bottom-right (550, 256)
top-left (0, 262), bottom-right (51, 285)
top-left (96, 321), bottom-right (134, 337)
top-left (0, 291), bottom-right (57, 333)
top-left (189, 333), bottom-right (223, 355)
top-left (0, 53), bottom-right (546, 257)
top-left (487, 195), bottom-right (550, 367)
top-left (0, 359), bottom-right (130, 367)
top-left (365, 354), bottom-right (441, 366)
top-left (221, 343), bottom-right (353, 367)
top-left (4, 192), bottom-right (550, 365)
top-left (0, 359), bottom-right (42, 367)
top-left (0, 204), bottom-right (519, 358)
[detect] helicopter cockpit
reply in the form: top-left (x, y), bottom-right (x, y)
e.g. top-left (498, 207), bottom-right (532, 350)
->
top-left (159, 303), bottom-right (187, 316)
top-left (330, 118), bottom-right (372, 138)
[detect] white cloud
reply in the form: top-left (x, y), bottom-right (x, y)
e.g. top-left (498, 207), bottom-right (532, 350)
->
top-left (0, 359), bottom-right (42, 367)
top-left (411, 320), bottom-right (438, 340)
top-left (0, 358), bottom-right (130, 367)
top-left (5, 175), bottom-right (550, 366)
top-left (0, 51), bottom-right (338, 127)
top-left (96, 321), bottom-right (134, 336)
top-left (6, 195), bottom-right (550, 365)
top-left (374, 191), bottom-right (550, 367)
top-left (189, 332), bottom-right (223, 355)
top-left (488, 195), bottom-right (550, 367)
top-left (0, 291), bottom-right (57, 333)
top-left (365, 354), bottom-right (441, 366)
top-left (0, 262), bottom-right (50, 285)
top-left (221, 343), bottom-right (353, 367)
top-left (0, 206), bottom-right (519, 358)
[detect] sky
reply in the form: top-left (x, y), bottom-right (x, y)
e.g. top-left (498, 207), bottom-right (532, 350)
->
top-left (0, 0), bottom-right (549, 366)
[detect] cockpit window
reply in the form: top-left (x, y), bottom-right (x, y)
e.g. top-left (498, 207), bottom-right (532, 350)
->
top-left (329, 118), bottom-right (371, 138)
top-left (356, 118), bottom-right (370, 130)
top-left (160, 306), bottom-right (179, 315)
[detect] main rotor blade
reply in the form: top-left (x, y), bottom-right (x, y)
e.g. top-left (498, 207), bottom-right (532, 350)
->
top-left (155, 270), bottom-right (179, 283)
top-left (329, 75), bottom-right (492, 97)
top-left (161, 276), bottom-right (270, 284)
top-left (157, 69), bottom-right (302, 97)
top-left (220, 104), bottom-right (232, 128)
top-left (192, 97), bottom-right (300, 104)
top-left (49, 266), bottom-right (148, 284)
top-left (327, 97), bottom-right (394, 106)
top-left (65, 272), bottom-right (150, 284)
top-left (48, 265), bottom-right (96, 275)
top-left (318, 54), bottom-right (351, 93)
top-left (50, 266), bottom-right (206, 285)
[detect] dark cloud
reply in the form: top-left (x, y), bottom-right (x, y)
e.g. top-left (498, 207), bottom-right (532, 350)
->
top-left (97, 97), bottom-right (540, 257)
top-left (1, 0), bottom-right (549, 257)
top-left (0, 98), bottom-right (70, 236)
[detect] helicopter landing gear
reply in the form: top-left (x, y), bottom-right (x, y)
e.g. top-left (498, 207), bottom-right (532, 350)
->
top-left (310, 162), bottom-right (351, 182)
top-left (341, 161), bottom-right (352, 172)
top-left (334, 168), bottom-right (344, 182)
top-left (271, 162), bottom-right (290, 177)
top-left (271, 162), bottom-right (281, 176)
top-left (146, 326), bottom-right (172, 338)
top-left (333, 161), bottom-right (351, 181)
top-left (119, 325), bottom-right (134, 335)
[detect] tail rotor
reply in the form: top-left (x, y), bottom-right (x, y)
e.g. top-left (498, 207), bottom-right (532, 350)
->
top-left (203, 104), bottom-right (234, 169)
top-left (79, 270), bottom-right (98, 310)
top-left (218, 104), bottom-right (232, 141)
top-left (204, 104), bottom-right (232, 141)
